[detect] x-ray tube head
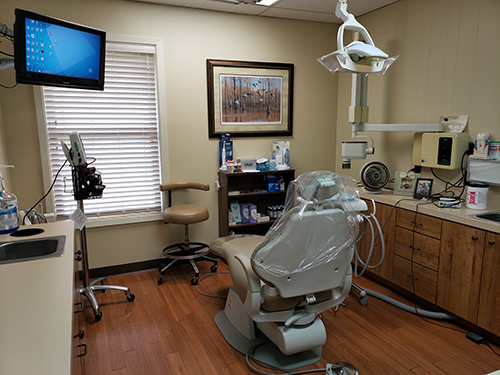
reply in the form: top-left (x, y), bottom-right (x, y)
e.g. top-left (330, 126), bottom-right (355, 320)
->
top-left (342, 141), bottom-right (368, 169)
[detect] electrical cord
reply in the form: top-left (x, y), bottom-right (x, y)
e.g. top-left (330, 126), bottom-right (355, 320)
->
top-left (194, 271), bottom-right (230, 299)
top-left (22, 160), bottom-right (67, 225)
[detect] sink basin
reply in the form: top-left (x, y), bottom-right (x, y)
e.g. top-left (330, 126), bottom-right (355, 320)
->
top-left (0, 236), bottom-right (66, 265)
top-left (474, 212), bottom-right (500, 223)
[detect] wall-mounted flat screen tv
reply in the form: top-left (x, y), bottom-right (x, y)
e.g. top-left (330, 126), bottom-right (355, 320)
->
top-left (14, 9), bottom-right (106, 91)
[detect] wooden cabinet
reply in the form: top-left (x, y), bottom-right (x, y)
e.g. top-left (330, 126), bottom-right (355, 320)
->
top-left (357, 201), bottom-right (395, 281)
top-left (477, 232), bottom-right (500, 336)
top-left (217, 170), bottom-right (295, 237)
top-left (437, 221), bottom-right (485, 322)
top-left (393, 208), bottom-right (441, 303)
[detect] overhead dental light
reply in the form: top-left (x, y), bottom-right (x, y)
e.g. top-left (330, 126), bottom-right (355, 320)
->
top-left (318, 0), bottom-right (397, 75)
top-left (318, 0), bottom-right (441, 169)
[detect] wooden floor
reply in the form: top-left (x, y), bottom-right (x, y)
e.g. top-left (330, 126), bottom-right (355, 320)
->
top-left (81, 261), bottom-right (500, 374)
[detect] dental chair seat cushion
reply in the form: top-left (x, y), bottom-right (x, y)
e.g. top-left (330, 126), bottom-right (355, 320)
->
top-left (210, 235), bottom-right (263, 301)
top-left (163, 204), bottom-right (209, 225)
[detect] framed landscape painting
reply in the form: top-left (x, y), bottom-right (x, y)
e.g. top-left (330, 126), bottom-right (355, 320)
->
top-left (207, 59), bottom-right (294, 138)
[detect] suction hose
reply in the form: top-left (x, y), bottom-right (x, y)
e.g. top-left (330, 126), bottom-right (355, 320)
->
top-left (363, 288), bottom-right (459, 320)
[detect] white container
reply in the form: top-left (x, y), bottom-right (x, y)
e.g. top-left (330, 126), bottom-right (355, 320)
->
top-left (466, 182), bottom-right (489, 210)
top-left (490, 141), bottom-right (500, 160)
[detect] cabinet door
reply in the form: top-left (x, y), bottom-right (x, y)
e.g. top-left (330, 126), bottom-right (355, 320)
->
top-left (357, 201), bottom-right (395, 281)
top-left (437, 221), bottom-right (485, 321)
top-left (477, 232), bottom-right (500, 336)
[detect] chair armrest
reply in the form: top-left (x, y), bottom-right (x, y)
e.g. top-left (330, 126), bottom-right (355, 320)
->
top-left (234, 254), bottom-right (261, 293)
top-left (160, 182), bottom-right (210, 192)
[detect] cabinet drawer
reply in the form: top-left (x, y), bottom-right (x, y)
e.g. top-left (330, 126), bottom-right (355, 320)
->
top-left (393, 255), bottom-right (438, 303)
top-left (396, 208), bottom-right (442, 239)
top-left (394, 226), bottom-right (440, 271)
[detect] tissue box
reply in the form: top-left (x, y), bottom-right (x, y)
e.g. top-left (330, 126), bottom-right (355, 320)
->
top-left (267, 183), bottom-right (281, 192)
top-left (230, 201), bottom-right (241, 224)
top-left (250, 204), bottom-right (258, 223)
top-left (240, 204), bottom-right (250, 223)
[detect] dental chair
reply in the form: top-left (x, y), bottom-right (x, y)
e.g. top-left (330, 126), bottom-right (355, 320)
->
top-left (210, 171), bottom-right (366, 371)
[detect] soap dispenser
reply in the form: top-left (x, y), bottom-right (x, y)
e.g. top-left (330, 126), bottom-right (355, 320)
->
top-left (0, 165), bottom-right (19, 234)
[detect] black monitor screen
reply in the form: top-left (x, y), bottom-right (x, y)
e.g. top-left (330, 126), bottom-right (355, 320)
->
top-left (14, 9), bottom-right (105, 90)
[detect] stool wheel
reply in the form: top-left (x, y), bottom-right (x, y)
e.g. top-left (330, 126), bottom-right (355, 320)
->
top-left (210, 264), bottom-right (218, 273)
top-left (157, 276), bottom-right (164, 285)
top-left (190, 276), bottom-right (199, 285)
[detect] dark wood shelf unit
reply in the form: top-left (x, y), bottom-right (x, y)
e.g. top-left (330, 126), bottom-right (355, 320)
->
top-left (217, 169), bottom-right (295, 237)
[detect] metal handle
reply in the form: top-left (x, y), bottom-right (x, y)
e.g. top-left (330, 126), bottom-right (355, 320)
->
top-left (74, 329), bottom-right (85, 339)
top-left (74, 301), bottom-right (84, 313)
top-left (472, 235), bottom-right (478, 241)
top-left (77, 344), bottom-right (87, 357)
top-left (409, 245), bottom-right (420, 251)
top-left (489, 240), bottom-right (496, 246)
top-left (406, 275), bottom-right (418, 281)
top-left (410, 221), bottom-right (423, 226)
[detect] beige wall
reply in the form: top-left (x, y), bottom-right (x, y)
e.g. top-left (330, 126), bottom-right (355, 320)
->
top-left (0, 0), bottom-right (339, 268)
top-left (337, 0), bottom-right (500, 206)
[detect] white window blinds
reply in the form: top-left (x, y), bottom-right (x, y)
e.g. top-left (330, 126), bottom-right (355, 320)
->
top-left (41, 40), bottom-right (161, 219)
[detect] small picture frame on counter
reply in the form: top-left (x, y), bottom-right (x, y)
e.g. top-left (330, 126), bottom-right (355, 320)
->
top-left (393, 171), bottom-right (420, 196)
top-left (413, 178), bottom-right (433, 199)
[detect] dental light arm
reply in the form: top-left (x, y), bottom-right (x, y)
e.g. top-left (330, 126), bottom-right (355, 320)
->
top-left (318, 0), bottom-right (442, 169)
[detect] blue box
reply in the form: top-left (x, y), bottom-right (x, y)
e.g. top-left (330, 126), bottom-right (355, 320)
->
top-left (249, 204), bottom-right (258, 223)
top-left (240, 204), bottom-right (250, 223)
top-left (267, 182), bottom-right (281, 192)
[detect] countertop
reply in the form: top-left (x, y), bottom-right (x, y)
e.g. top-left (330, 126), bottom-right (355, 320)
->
top-left (359, 190), bottom-right (500, 235)
top-left (0, 221), bottom-right (76, 375)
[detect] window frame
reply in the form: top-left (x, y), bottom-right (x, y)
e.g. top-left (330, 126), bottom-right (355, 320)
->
top-left (34, 34), bottom-right (168, 228)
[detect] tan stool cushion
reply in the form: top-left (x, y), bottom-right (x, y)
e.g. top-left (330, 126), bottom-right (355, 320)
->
top-left (163, 204), bottom-right (209, 225)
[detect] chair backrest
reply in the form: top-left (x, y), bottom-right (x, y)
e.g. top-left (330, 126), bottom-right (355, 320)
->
top-left (250, 171), bottom-right (359, 298)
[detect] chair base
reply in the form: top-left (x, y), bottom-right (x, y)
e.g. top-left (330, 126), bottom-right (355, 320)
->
top-left (158, 242), bottom-right (218, 285)
top-left (215, 311), bottom-right (322, 371)
top-left (80, 277), bottom-right (135, 322)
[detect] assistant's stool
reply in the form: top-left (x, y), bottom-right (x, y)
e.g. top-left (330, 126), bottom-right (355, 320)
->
top-left (157, 182), bottom-right (218, 286)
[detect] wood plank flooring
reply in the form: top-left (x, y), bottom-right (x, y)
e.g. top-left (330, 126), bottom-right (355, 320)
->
top-left (80, 262), bottom-right (500, 374)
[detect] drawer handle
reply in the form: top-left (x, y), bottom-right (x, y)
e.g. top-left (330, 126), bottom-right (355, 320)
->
top-left (77, 344), bottom-right (87, 357)
top-left (411, 221), bottom-right (423, 226)
top-left (74, 329), bottom-right (85, 339)
top-left (406, 275), bottom-right (418, 281)
top-left (472, 235), bottom-right (478, 241)
top-left (489, 240), bottom-right (496, 246)
top-left (409, 246), bottom-right (421, 251)
top-left (74, 301), bottom-right (85, 313)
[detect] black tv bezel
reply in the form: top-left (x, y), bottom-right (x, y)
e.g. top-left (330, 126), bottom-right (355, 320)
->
top-left (14, 8), bottom-right (106, 91)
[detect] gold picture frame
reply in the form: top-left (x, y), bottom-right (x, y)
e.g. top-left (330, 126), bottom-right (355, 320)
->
top-left (207, 59), bottom-right (294, 138)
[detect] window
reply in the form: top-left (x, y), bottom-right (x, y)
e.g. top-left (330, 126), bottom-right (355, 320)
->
top-left (37, 38), bottom-right (162, 222)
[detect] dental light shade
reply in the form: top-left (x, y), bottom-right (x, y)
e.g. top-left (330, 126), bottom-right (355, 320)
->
top-left (317, 0), bottom-right (398, 75)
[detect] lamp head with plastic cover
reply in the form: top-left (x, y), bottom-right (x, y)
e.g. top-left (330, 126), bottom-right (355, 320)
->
top-left (317, 0), bottom-right (398, 75)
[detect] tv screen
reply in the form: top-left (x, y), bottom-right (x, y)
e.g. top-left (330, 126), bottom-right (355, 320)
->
top-left (14, 9), bottom-right (105, 91)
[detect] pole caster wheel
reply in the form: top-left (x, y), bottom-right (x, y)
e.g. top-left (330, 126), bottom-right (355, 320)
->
top-left (157, 276), bottom-right (164, 285)
top-left (210, 264), bottom-right (218, 273)
top-left (190, 276), bottom-right (199, 285)
top-left (126, 293), bottom-right (135, 302)
top-left (94, 311), bottom-right (102, 322)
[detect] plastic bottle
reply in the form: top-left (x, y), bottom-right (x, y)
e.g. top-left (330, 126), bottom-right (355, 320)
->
top-left (0, 165), bottom-right (20, 234)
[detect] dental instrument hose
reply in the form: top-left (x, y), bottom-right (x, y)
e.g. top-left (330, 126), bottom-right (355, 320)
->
top-left (353, 199), bottom-right (385, 277)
